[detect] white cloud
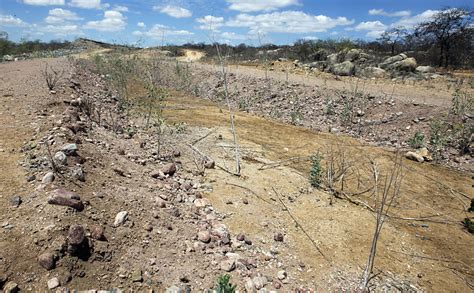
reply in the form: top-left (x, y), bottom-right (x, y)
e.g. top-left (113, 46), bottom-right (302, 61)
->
top-left (196, 15), bottom-right (225, 31)
top-left (41, 24), bottom-right (83, 36)
top-left (21, 0), bottom-right (64, 5)
top-left (133, 24), bottom-right (193, 39)
top-left (368, 9), bottom-right (411, 17)
top-left (154, 5), bottom-right (192, 18)
top-left (303, 36), bottom-right (318, 40)
top-left (351, 21), bottom-right (387, 31)
top-left (45, 8), bottom-right (82, 24)
top-left (137, 22), bottom-right (146, 28)
top-left (393, 10), bottom-right (438, 27)
top-left (0, 14), bottom-right (29, 27)
top-left (227, 0), bottom-right (299, 12)
top-left (84, 10), bottom-right (126, 31)
top-left (69, 0), bottom-right (102, 9)
top-left (112, 5), bottom-right (128, 12)
top-left (366, 30), bottom-right (385, 38)
top-left (226, 11), bottom-right (354, 34)
top-left (221, 31), bottom-right (247, 40)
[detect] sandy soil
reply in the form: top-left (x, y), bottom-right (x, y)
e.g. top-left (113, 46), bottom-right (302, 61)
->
top-left (0, 56), bottom-right (472, 292)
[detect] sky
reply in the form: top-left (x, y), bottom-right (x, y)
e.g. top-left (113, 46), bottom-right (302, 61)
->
top-left (0, 0), bottom-right (471, 46)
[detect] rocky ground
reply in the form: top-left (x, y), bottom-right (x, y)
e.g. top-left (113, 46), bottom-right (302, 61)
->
top-left (0, 55), bottom-right (472, 292)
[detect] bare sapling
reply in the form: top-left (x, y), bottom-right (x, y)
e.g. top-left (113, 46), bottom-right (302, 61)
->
top-left (214, 41), bottom-right (241, 176)
top-left (42, 63), bottom-right (64, 91)
top-left (360, 155), bottom-right (403, 290)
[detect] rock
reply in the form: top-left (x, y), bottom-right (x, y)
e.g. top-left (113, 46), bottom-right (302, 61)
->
top-left (72, 167), bottom-right (85, 182)
top-left (48, 189), bottom-right (84, 211)
top-left (204, 159), bottom-right (215, 169)
top-left (131, 269), bottom-right (142, 282)
top-left (47, 277), bottom-right (60, 289)
top-left (42, 172), bottom-right (55, 184)
top-left (54, 151), bottom-right (67, 165)
top-left (417, 147), bottom-right (433, 162)
top-left (331, 61), bottom-right (355, 76)
top-left (344, 49), bottom-right (361, 62)
top-left (61, 143), bottom-right (78, 155)
top-left (38, 252), bottom-right (56, 270)
top-left (10, 196), bottom-right (22, 208)
top-left (309, 49), bottom-right (328, 61)
top-left (237, 233), bottom-right (245, 241)
top-left (253, 276), bottom-right (268, 290)
top-left (114, 211), bottom-right (128, 227)
top-left (166, 285), bottom-right (183, 293)
top-left (380, 54), bottom-right (406, 69)
top-left (161, 163), bottom-right (177, 176)
top-left (416, 66), bottom-right (435, 73)
top-left (274, 232), bottom-right (284, 242)
top-left (277, 270), bottom-right (287, 280)
top-left (91, 226), bottom-right (106, 241)
top-left (220, 258), bottom-right (236, 272)
top-left (26, 175), bottom-right (36, 182)
top-left (3, 281), bottom-right (19, 293)
top-left (197, 231), bottom-right (211, 243)
top-left (405, 151), bottom-right (424, 163)
top-left (194, 198), bottom-right (210, 208)
top-left (326, 53), bottom-right (339, 65)
top-left (390, 57), bottom-right (417, 72)
top-left (173, 150), bottom-right (181, 157)
top-left (68, 225), bottom-right (85, 246)
top-left (360, 67), bottom-right (386, 78)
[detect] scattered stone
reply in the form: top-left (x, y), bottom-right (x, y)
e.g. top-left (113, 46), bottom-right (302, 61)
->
top-left (47, 277), bottom-right (60, 289)
top-left (237, 233), bottom-right (245, 241)
top-left (91, 226), bottom-right (106, 241)
top-left (416, 66), bottom-right (435, 73)
top-left (204, 159), bottom-right (215, 169)
top-left (194, 198), bottom-right (210, 208)
top-left (10, 196), bottom-right (22, 208)
top-left (253, 276), bottom-right (268, 290)
top-left (38, 252), bottom-right (56, 270)
top-left (72, 167), bottom-right (85, 182)
top-left (220, 258), bottom-right (236, 272)
top-left (173, 150), bottom-right (181, 157)
top-left (198, 231), bottom-right (211, 243)
top-left (160, 163), bottom-right (177, 176)
top-left (48, 189), bottom-right (84, 211)
top-left (54, 151), bottom-right (67, 165)
top-left (244, 237), bottom-right (252, 245)
top-left (61, 143), bottom-right (78, 155)
top-left (405, 151), bottom-right (424, 163)
top-left (274, 232), bottom-right (284, 242)
top-left (131, 269), bottom-right (142, 282)
top-left (242, 199), bottom-right (249, 205)
top-left (26, 175), bottom-right (36, 182)
top-left (166, 285), bottom-right (183, 293)
top-left (277, 270), bottom-right (287, 280)
top-left (68, 225), bottom-right (85, 246)
top-left (3, 281), bottom-right (19, 293)
top-left (144, 223), bottom-right (153, 232)
top-left (114, 211), bottom-right (128, 227)
top-left (42, 172), bottom-right (55, 184)
top-left (418, 147), bottom-right (433, 162)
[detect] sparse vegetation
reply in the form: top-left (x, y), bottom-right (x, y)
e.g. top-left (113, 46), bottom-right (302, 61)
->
top-left (309, 153), bottom-right (323, 188)
top-left (408, 132), bottom-right (425, 149)
top-left (463, 218), bottom-right (474, 234)
top-left (214, 275), bottom-right (236, 293)
top-left (41, 64), bottom-right (64, 91)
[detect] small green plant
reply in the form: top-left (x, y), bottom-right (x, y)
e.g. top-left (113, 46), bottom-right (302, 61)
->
top-left (468, 198), bottom-right (474, 213)
top-left (407, 132), bottom-right (425, 149)
top-left (214, 274), bottom-right (236, 293)
top-left (309, 153), bottom-right (323, 188)
top-left (324, 97), bottom-right (335, 115)
top-left (429, 119), bottom-right (448, 160)
top-left (463, 218), bottom-right (474, 234)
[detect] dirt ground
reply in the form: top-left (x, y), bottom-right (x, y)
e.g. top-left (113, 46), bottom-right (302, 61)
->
top-left (0, 56), bottom-right (473, 292)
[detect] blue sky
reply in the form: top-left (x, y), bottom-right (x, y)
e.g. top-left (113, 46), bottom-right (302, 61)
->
top-left (0, 0), bottom-right (471, 46)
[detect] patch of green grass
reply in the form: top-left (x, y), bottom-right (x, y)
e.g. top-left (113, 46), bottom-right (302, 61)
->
top-left (407, 132), bottom-right (425, 149)
top-left (214, 275), bottom-right (236, 293)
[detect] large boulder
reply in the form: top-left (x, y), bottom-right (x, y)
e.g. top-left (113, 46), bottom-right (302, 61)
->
top-left (331, 61), bottom-right (355, 76)
top-left (309, 49), bottom-right (328, 61)
top-left (326, 53), bottom-right (339, 65)
top-left (416, 66), bottom-right (435, 73)
top-left (344, 49), bottom-right (362, 62)
top-left (390, 57), bottom-right (417, 72)
top-left (360, 67), bottom-right (387, 78)
top-left (379, 53), bottom-right (407, 69)
top-left (308, 61), bottom-right (328, 71)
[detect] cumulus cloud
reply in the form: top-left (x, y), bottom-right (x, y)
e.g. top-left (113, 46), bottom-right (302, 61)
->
top-left (0, 15), bottom-right (29, 27)
top-left (45, 8), bottom-right (82, 24)
top-left (21, 0), bottom-right (64, 5)
top-left (196, 15), bottom-right (225, 31)
top-left (137, 22), bottom-right (146, 28)
top-left (393, 10), bottom-right (438, 27)
top-left (41, 24), bottom-right (83, 36)
top-left (221, 31), bottom-right (247, 40)
top-left (348, 20), bottom-right (387, 38)
top-left (112, 5), bottom-right (128, 12)
top-left (132, 24), bottom-right (193, 39)
top-left (84, 10), bottom-right (126, 31)
top-left (368, 9), bottom-right (411, 17)
top-left (226, 0), bottom-right (299, 12)
top-left (226, 11), bottom-right (354, 34)
top-left (154, 5), bottom-right (192, 18)
top-left (69, 0), bottom-right (102, 9)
